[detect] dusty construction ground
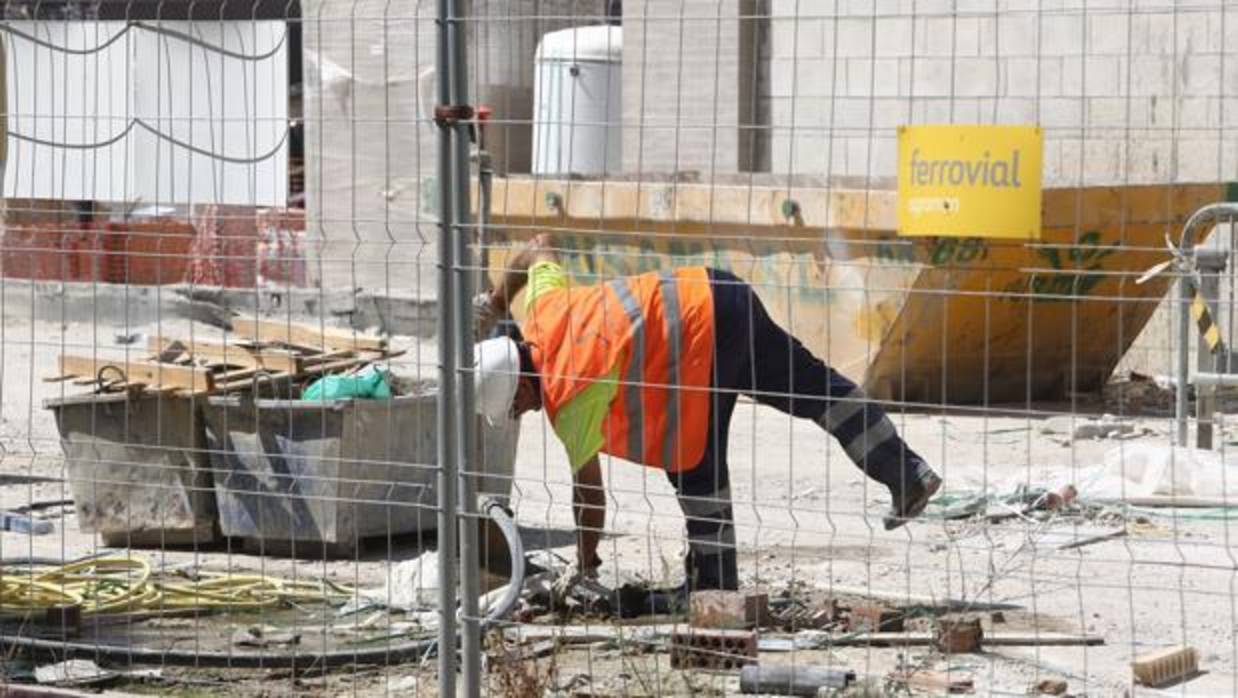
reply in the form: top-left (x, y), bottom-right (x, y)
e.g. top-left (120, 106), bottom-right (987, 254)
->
top-left (0, 318), bottom-right (1234, 696)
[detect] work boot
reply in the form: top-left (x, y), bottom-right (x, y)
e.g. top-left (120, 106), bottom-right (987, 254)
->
top-left (883, 469), bottom-right (942, 531)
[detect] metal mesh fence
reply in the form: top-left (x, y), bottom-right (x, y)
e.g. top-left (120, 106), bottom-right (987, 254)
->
top-left (0, 1), bottom-right (1236, 696)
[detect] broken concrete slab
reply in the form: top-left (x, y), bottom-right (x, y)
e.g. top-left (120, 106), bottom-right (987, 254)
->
top-left (382, 551), bottom-right (441, 611)
top-left (34, 660), bottom-right (115, 687)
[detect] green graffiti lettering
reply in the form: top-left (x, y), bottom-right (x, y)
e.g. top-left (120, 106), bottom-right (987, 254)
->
top-left (874, 238), bottom-right (917, 265)
top-left (957, 237), bottom-right (984, 263)
top-left (1002, 231), bottom-right (1121, 303)
top-left (931, 238), bottom-right (957, 266)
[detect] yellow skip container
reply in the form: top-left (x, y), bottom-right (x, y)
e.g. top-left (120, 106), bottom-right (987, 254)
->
top-left (482, 178), bottom-right (1233, 405)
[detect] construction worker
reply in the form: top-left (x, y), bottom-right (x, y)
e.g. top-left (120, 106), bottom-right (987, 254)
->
top-left (473, 234), bottom-right (941, 592)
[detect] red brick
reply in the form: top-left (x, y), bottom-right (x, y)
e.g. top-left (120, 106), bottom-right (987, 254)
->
top-left (189, 204), bottom-right (259, 288)
top-left (1, 222), bottom-right (103, 282)
top-left (935, 619), bottom-right (984, 654)
top-left (103, 219), bottom-right (194, 285)
top-left (670, 628), bottom-right (757, 671)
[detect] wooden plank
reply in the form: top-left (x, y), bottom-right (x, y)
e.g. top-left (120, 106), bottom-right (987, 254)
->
top-left (303, 358), bottom-right (365, 375)
top-left (231, 318), bottom-right (386, 352)
top-left (1057, 529), bottom-right (1128, 551)
top-left (215, 373), bottom-right (293, 392)
top-left (147, 336), bottom-right (302, 374)
top-left (1118, 496), bottom-right (1238, 509)
top-left (823, 585), bottom-right (1022, 611)
top-left (299, 349), bottom-right (356, 365)
top-left (894, 670), bottom-right (975, 694)
top-left (846, 632), bottom-right (1103, 647)
top-left (58, 356), bottom-right (215, 394)
top-left (363, 348), bottom-right (407, 360)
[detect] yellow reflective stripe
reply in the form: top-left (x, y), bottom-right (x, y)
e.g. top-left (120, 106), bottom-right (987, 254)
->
top-left (821, 386), bottom-right (867, 431)
top-left (687, 525), bottom-right (736, 556)
top-left (678, 487), bottom-right (731, 518)
top-left (843, 415), bottom-right (897, 464)
top-left (608, 278), bottom-right (645, 461)
top-left (659, 271), bottom-right (683, 468)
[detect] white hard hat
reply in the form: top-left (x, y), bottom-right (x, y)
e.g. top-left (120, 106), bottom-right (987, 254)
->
top-left (474, 336), bottom-right (521, 423)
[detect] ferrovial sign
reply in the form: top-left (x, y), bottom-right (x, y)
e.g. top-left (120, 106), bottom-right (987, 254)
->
top-left (897, 125), bottom-right (1043, 240)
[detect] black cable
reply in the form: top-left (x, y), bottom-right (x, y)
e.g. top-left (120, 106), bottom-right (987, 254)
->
top-left (0, 634), bottom-right (439, 669)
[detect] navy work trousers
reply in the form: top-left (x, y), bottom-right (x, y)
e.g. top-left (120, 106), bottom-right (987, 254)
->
top-left (665, 269), bottom-right (932, 591)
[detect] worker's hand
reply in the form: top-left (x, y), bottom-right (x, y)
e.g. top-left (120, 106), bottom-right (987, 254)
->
top-left (473, 291), bottom-right (502, 340)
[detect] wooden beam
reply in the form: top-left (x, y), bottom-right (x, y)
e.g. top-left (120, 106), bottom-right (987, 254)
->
top-left (58, 356), bottom-right (215, 394)
top-left (231, 318), bottom-right (386, 352)
top-left (303, 358), bottom-right (365, 375)
top-left (216, 371), bottom-right (293, 393)
top-left (147, 336), bottom-right (302, 374)
top-left (822, 585), bottom-right (1023, 611)
top-left (815, 632), bottom-right (1104, 648)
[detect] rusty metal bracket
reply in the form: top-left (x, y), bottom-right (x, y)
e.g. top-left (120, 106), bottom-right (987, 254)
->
top-left (433, 104), bottom-right (475, 127)
top-left (434, 104), bottom-right (479, 144)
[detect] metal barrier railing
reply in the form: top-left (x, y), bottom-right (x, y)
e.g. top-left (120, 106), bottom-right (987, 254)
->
top-left (1170, 203), bottom-right (1238, 445)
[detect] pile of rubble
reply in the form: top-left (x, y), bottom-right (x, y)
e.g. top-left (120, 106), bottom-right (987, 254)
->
top-left (482, 554), bottom-right (1105, 696)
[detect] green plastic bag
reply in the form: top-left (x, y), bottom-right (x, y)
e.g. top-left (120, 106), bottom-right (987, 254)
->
top-left (302, 366), bottom-right (393, 401)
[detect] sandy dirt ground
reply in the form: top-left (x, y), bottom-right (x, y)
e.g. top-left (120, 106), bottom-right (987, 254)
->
top-left (0, 319), bottom-right (1234, 696)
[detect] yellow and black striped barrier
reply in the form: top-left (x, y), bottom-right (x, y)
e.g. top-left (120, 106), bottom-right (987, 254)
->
top-left (1189, 280), bottom-right (1225, 355)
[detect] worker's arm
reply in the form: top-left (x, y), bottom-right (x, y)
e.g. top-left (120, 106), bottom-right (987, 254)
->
top-left (572, 455), bottom-right (605, 570)
top-left (489, 232), bottom-right (557, 316)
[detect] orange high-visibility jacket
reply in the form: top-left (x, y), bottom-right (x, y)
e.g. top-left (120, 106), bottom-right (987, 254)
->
top-left (524, 267), bottom-right (715, 472)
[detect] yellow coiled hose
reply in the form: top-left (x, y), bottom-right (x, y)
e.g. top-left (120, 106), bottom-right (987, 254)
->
top-left (0, 556), bottom-right (353, 615)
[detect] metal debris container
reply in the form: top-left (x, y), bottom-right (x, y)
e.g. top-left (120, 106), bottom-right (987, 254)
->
top-left (484, 177), bottom-right (1230, 403)
top-left (46, 392), bottom-right (219, 546)
top-left (202, 391), bottom-right (519, 557)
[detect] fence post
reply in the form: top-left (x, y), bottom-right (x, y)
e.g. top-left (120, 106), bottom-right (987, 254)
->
top-left (446, 0), bottom-right (484, 694)
top-left (434, 0), bottom-right (460, 695)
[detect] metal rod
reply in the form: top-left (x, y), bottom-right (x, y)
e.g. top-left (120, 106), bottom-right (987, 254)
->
top-left (478, 149), bottom-right (493, 293)
top-left (1192, 372), bottom-right (1238, 388)
top-left (1173, 203), bottom-right (1238, 444)
top-left (446, 1), bottom-right (482, 694)
top-left (1177, 271), bottom-right (1191, 446)
top-left (1196, 256), bottom-right (1223, 449)
top-left (434, 0), bottom-right (460, 693)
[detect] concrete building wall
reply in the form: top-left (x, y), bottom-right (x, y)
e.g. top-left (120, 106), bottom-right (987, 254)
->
top-left (621, 0), bottom-right (758, 175)
top-left (301, 0), bottom-right (604, 295)
top-left (762, 0), bottom-right (1238, 185)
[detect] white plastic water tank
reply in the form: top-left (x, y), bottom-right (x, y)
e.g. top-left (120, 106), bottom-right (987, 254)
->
top-left (532, 26), bottom-right (622, 176)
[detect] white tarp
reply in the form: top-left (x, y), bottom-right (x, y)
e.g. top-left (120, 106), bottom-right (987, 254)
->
top-left (1089, 444), bottom-right (1238, 501)
top-left (3, 21), bottom-right (287, 206)
top-left (945, 443), bottom-right (1238, 505)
